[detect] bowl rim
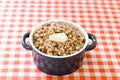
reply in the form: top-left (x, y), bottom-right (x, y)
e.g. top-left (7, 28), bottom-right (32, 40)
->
top-left (30, 19), bottom-right (88, 58)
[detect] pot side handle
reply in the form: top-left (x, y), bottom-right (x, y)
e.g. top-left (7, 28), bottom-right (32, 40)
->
top-left (85, 33), bottom-right (97, 51)
top-left (22, 32), bottom-right (32, 50)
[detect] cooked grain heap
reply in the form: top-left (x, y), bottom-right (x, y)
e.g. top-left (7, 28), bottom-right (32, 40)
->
top-left (33, 22), bottom-right (85, 56)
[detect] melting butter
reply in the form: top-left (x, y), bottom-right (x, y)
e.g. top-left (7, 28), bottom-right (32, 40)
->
top-left (49, 33), bottom-right (68, 42)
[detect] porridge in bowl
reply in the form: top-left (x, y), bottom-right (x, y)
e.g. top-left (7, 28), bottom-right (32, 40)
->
top-left (22, 20), bottom-right (96, 75)
top-left (33, 22), bottom-right (85, 56)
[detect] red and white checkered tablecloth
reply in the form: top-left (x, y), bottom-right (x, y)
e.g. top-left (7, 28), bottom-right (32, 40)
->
top-left (0, 0), bottom-right (120, 80)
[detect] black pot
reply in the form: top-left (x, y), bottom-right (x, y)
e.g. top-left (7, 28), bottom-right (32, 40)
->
top-left (22, 20), bottom-right (97, 75)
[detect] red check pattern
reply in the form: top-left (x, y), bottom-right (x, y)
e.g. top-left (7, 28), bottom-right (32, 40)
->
top-left (0, 0), bottom-right (120, 80)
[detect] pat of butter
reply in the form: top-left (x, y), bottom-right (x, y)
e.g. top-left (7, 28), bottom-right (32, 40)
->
top-left (49, 33), bottom-right (68, 42)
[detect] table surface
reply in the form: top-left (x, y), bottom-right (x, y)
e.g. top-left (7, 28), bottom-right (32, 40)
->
top-left (0, 0), bottom-right (120, 80)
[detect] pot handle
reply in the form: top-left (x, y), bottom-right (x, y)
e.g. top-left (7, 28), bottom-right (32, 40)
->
top-left (22, 32), bottom-right (32, 50)
top-left (85, 33), bottom-right (97, 51)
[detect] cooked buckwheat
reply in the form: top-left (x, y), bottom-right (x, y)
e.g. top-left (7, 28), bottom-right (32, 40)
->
top-left (33, 22), bottom-right (85, 56)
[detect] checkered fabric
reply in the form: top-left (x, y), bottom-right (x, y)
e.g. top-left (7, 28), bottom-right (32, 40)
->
top-left (0, 0), bottom-right (120, 80)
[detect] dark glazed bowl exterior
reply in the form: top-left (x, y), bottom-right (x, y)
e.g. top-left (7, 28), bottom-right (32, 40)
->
top-left (32, 49), bottom-right (85, 75)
